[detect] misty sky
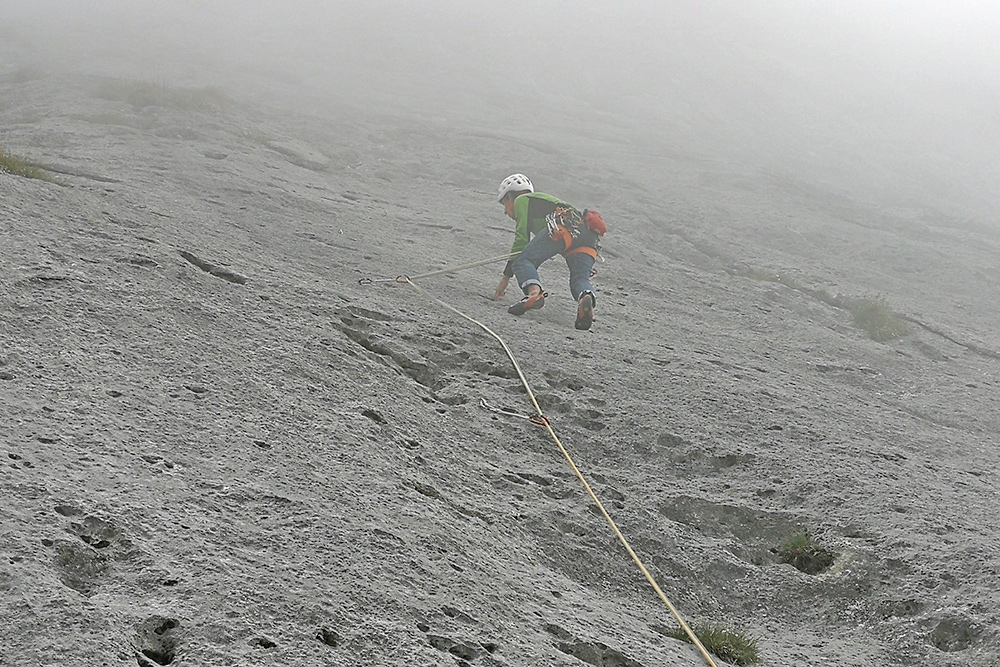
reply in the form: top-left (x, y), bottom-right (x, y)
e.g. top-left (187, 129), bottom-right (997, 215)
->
top-left (2, 0), bottom-right (998, 217)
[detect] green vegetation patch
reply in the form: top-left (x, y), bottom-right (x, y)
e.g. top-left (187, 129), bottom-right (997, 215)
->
top-left (735, 264), bottom-right (909, 342)
top-left (0, 147), bottom-right (61, 184)
top-left (93, 78), bottom-right (228, 113)
top-left (664, 623), bottom-right (760, 665)
top-left (778, 530), bottom-right (836, 575)
top-left (840, 293), bottom-right (910, 342)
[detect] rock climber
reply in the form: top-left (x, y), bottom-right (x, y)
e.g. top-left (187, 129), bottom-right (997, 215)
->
top-left (492, 174), bottom-right (606, 330)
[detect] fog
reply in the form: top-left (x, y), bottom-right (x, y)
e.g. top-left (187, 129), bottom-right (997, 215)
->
top-left (4, 7), bottom-right (1000, 664)
top-left (3, 0), bottom-right (998, 219)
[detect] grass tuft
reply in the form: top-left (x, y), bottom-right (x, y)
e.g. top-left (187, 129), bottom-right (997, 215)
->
top-left (778, 530), bottom-right (836, 575)
top-left (664, 623), bottom-right (760, 665)
top-left (736, 265), bottom-right (909, 342)
top-left (841, 293), bottom-right (910, 342)
top-left (0, 147), bottom-right (61, 184)
top-left (93, 78), bottom-right (228, 113)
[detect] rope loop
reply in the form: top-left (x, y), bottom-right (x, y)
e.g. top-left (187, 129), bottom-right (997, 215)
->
top-left (529, 414), bottom-right (551, 427)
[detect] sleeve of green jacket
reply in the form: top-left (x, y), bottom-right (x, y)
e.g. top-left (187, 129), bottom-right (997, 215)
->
top-left (502, 195), bottom-right (533, 278)
top-left (509, 195), bottom-right (533, 256)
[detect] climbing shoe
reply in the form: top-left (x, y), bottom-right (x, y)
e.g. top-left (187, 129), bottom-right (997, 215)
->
top-left (575, 291), bottom-right (595, 330)
top-left (508, 291), bottom-right (546, 316)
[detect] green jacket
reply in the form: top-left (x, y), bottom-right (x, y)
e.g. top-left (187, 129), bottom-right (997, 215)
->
top-left (503, 192), bottom-right (574, 277)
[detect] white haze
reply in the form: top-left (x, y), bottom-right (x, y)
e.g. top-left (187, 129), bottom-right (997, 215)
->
top-left (2, 0), bottom-right (998, 220)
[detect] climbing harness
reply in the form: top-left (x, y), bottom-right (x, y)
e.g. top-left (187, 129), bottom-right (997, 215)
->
top-left (544, 206), bottom-right (604, 262)
top-left (386, 274), bottom-right (719, 667)
top-left (546, 206), bottom-right (584, 249)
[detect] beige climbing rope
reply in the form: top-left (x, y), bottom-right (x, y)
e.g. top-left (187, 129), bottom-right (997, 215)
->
top-left (359, 252), bottom-right (520, 285)
top-left (399, 276), bottom-right (719, 667)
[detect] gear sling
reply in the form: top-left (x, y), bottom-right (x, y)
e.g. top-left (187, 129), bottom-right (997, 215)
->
top-left (545, 206), bottom-right (607, 259)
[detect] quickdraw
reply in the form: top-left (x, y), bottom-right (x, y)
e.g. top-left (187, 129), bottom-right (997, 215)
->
top-left (480, 398), bottom-right (530, 420)
top-left (480, 399), bottom-right (550, 427)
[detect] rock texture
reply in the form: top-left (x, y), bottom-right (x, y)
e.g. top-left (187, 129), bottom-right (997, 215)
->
top-left (2, 21), bottom-right (1000, 667)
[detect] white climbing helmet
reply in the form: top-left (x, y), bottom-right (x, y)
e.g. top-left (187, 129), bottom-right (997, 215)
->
top-left (497, 173), bottom-right (533, 202)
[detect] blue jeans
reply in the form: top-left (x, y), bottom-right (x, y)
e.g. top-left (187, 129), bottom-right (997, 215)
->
top-left (511, 229), bottom-right (598, 300)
